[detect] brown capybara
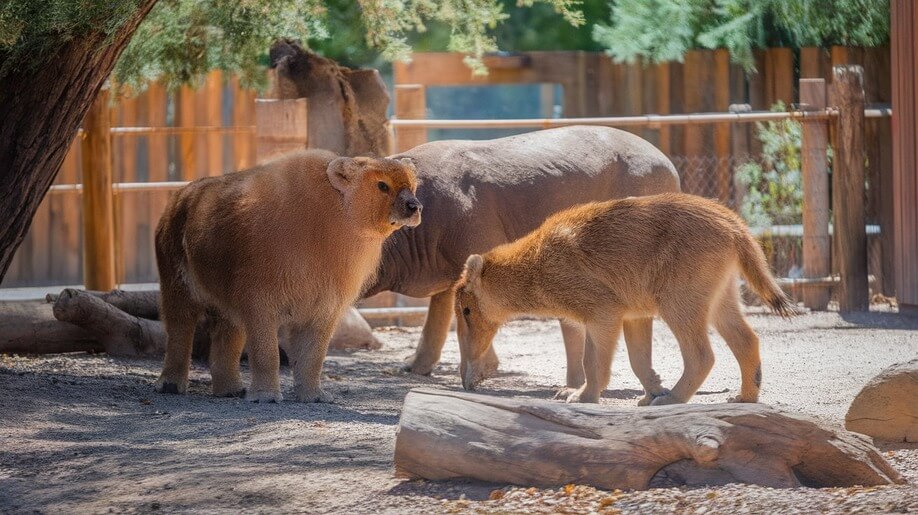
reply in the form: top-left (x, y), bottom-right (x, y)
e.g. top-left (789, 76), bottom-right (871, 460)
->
top-left (454, 193), bottom-right (793, 405)
top-left (154, 149), bottom-right (420, 403)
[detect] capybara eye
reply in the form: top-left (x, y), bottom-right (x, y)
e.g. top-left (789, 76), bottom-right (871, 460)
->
top-left (377, 181), bottom-right (389, 193)
top-left (462, 307), bottom-right (471, 316)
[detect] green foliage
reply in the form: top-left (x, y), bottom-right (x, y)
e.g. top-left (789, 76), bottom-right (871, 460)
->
top-left (594, 0), bottom-right (889, 71)
top-left (734, 102), bottom-right (810, 227)
top-left (2, 0), bottom-right (584, 91)
top-left (0, 0), bottom-right (147, 78)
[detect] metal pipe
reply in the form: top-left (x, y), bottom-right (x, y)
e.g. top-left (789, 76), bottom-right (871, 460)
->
top-left (389, 110), bottom-right (837, 130)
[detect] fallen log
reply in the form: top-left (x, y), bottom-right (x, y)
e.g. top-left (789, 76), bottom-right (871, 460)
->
top-left (0, 300), bottom-right (102, 354)
top-left (19, 288), bottom-right (381, 356)
top-left (51, 288), bottom-right (167, 355)
top-left (46, 289), bottom-right (159, 319)
top-left (394, 388), bottom-right (904, 490)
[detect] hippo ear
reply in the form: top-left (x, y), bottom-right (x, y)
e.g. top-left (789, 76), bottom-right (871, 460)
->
top-left (327, 157), bottom-right (365, 193)
top-left (464, 255), bottom-right (484, 285)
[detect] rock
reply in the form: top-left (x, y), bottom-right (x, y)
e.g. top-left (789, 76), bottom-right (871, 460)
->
top-left (846, 358), bottom-right (918, 442)
top-left (328, 307), bottom-right (383, 351)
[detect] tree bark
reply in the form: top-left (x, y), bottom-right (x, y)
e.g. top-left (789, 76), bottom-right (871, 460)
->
top-left (0, 300), bottom-right (102, 354)
top-left (395, 388), bottom-right (904, 490)
top-left (0, 0), bottom-right (159, 284)
top-left (8, 289), bottom-right (381, 356)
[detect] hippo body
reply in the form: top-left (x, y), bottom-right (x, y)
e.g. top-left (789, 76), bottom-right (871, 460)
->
top-left (364, 126), bottom-right (680, 377)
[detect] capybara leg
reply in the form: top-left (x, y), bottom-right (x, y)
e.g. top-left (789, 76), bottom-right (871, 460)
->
top-left (288, 322), bottom-right (336, 403)
top-left (154, 297), bottom-right (200, 395)
top-left (403, 289), bottom-right (455, 375)
top-left (559, 319), bottom-right (586, 388)
top-left (653, 309), bottom-right (715, 405)
top-left (209, 317), bottom-right (246, 398)
top-left (713, 284), bottom-right (762, 403)
top-left (623, 317), bottom-right (668, 406)
top-left (567, 317), bottom-right (622, 404)
top-left (244, 321), bottom-right (282, 403)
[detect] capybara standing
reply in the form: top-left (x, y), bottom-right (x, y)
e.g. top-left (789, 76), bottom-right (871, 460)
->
top-left (454, 193), bottom-right (793, 405)
top-left (154, 150), bottom-right (421, 403)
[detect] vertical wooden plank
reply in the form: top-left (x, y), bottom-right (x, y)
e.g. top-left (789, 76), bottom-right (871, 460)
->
top-left (178, 86), bottom-right (198, 181)
top-left (767, 47), bottom-right (794, 106)
top-left (713, 49), bottom-right (731, 204)
top-left (682, 50), bottom-right (713, 196)
top-left (394, 85), bottom-right (427, 153)
top-left (80, 89), bottom-right (116, 291)
top-left (891, 0), bottom-right (918, 311)
top-left (748, 50), bottom-right (767, 110)
top-left (255, 99), bottom-right (309, 164)
top-left (655, 63), bottom-right (671, 156)
top-left (830, 65), bottom-right (869, 311)
top-left (232, 75), bottom-right (256, 172)
top-left (800, 79), bottom-right (831, 310)
top-left (146, 82), bottom-right (169, 283)
top-left (117, 94), bottom-right (138, 284)
top-left (205, 70), bottom-right (223, 176)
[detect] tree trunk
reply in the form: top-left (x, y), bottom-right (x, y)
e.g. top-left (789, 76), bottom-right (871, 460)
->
top-left (0, 0), bottom-right (159, 284)
top-left (394, 388), bottom-right (904, 490)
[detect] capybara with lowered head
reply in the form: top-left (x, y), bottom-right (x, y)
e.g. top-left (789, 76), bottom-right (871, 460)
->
top-left (154, 149), bottom-right (421, 403)
top-left (454, 193), bottom-right (793, 405)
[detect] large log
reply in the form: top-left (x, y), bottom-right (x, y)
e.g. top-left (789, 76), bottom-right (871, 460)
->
top-left (1, 289), bottom-right (382, 356)
top-left (0, 300), bottom-right (102, 354)
top-left (394, 388), bottom-right (904, 490)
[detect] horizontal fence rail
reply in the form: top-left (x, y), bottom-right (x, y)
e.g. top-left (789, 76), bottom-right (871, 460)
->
top-left (389, 109), bottom-right (839, 130)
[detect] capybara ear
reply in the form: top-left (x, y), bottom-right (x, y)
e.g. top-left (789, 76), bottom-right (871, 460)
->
top-left (464, 254), bottom-right (484, 284)
top-left (397, 157), bottom-right (416, 172)
top-left (327, 157), bottom-right (364, 193)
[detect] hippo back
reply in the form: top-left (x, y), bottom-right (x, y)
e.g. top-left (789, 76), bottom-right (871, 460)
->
top-left (369, 126), bottom-right (680, 297)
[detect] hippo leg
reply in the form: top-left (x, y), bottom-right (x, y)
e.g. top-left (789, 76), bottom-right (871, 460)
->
top-left (559, 319), bottom-right (586, 388)
top-left (403, 289), bottom-right (455, 375)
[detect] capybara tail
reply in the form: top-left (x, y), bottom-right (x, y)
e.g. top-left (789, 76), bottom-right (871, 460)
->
top-left (735, 231), bottom-right (796, 318)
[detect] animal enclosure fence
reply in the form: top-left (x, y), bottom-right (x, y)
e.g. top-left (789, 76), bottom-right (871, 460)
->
top-left (3, 49), bottom-right (892, 314)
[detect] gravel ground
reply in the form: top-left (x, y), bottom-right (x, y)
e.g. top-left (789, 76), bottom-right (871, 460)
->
top-left (1, 309), bottom-right (916, 514)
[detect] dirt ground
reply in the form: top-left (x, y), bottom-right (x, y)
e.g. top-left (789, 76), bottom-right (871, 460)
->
top-left (1, 309), bottom-right (917, 514)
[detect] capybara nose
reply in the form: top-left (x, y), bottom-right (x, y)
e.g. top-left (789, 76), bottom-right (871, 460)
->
top-left (405, 198), bottom-right (421, 214)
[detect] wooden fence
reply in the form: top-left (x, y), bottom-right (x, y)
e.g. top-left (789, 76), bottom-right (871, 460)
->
top-left (3, 47), bottom-right (893, 311)
top-left (3, 71), bottom-right (307, 288)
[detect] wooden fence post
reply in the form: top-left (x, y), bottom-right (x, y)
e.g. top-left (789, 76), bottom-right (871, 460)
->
top-left (394, 85), bottom-right (427, 153)
top-left (255, 98), bottom-right (309, 164)
top-left (830, 66), bottom-right (869, 311)
top-left (800, 79), bottom-right (831, 310)
top-left (80, 88), bottom-right (116, 291)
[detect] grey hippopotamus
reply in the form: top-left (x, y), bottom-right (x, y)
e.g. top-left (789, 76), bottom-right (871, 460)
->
top-left (363, 125), bottom-right (680, 386)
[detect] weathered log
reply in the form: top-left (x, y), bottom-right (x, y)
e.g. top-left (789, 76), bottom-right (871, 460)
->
top-left (46, 289), bottom-right (160, 319)
top-left (41, 288), bottom-right (381, 356)
top-left (51, 288), bottom-right (166, 356)
top-left (0, 300), bottom-right (102, 354)
top-left (846, 358), bottom-right (918, 442)
top-left (394, 388), bottom-right (904, 490)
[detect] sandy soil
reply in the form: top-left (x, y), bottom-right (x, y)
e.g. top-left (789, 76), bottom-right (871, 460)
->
top-left (1, 309), bottom-right (916, 514)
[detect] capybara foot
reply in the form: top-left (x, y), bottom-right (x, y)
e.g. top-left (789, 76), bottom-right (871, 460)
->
top-left (638, 388), bottom-right (671, 406)
top-left (245, 389), bottom-right (282, 403)
top-left (650, 393), bottom-right (685, 406)
top-left (727, 393), bottom-right (759, 403)
top-left (565, 386), bottom-right (600, 404)
top-left (400, 355), bottom-right (435, 376)
top-left (554, 386), bottom-right (579, 400)
top-left (295, 386), bottom-right (334, 403)
top-left (154, 376), bottom-right (187, 395)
